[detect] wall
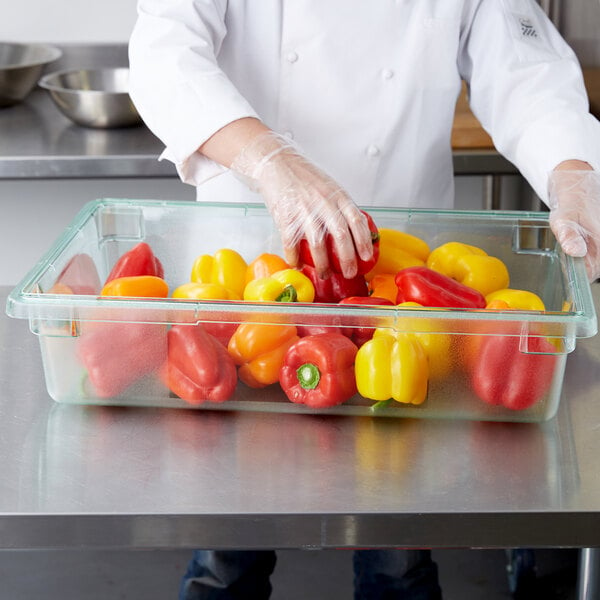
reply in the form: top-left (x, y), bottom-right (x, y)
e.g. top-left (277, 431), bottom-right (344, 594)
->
top-left (1, 0), bottom-right (137, 44)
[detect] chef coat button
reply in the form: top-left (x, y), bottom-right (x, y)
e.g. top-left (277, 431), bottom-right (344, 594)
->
top-left (382, 68), bottom-right (394, 80)
top-left (366, 145), bottom-right (380, 157)
top-left (286, 51), bottom-right (299, 63)
top-left (284, 131), bottom-right (294, 139)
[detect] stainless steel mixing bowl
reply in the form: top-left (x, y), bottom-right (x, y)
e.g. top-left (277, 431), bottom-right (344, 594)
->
top-left (0, 42), bottom-right (62, 107)
top-left (39, 67), bottom-right (142, 128)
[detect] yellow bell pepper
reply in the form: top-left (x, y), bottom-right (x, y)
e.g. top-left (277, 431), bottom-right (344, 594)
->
top-left (191, 249), bottom-right (248, 298)
top-left (365, 228), bottom-right (430, 281)
top-left (172, 282), bottom-right (241, 301)
top-left (485, 288), bottom-right (546, 311)
top-left (426, 241), bottom-right (509, 297)
top-left (243, 269), bottom-right (315, 303)
top-left (375, 302), bottom-right (452, 379)
top-left (355, 332), bottom-right (429, 405)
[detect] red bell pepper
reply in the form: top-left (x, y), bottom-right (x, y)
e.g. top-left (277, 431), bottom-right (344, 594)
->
top-left (52, 253), bottom-right (102, 295)
top-left (298, 210), bottom-right (380, 275)
top-left (105, 242), bottom-right (164, 284)
top-left (77, 321), bottom-right (167, 398)
top-left (163, 324), bottom-right (238, 404)
top-left (395, 266), bottom-right (486, 309)
top-left (279, 333), bottom-right (358, 408)
top-left (301, 264), bottom-right (368, 303)
top-left (470, 334), bottom-right (557, 410)
top-left (338, 295), bottom-right (395, 347)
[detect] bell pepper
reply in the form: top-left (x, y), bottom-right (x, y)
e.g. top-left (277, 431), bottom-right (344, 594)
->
top-left (162, 324), bottom-right (238, 404)
top-left (338, 296), bottom-right (395, 347)
top-left (426, 241), bottom-right (510, 297)
top-left (243, 269), bottom-right (315, 303)
top-left (470, 333), bottom-right (557, 410)
top-left (172, 282), bottom-right (241, 301)
top-left (301, 264), bottom-right (368, 303)
top-left (228, 323), bottom-right (299, 388)
top-left (78, 269), bottom-right (170, 398)
top-left (279, 333), bottom-right (358, 408)
top-left (191, 248), bottom-right (248, 298)
top-left (52, 253), bottom-right (102, 295)
top-left (101, 275), bottom-right (169, 298)
top-left (77, 321), bottom-right (168, 398)
top-left (355, 332), bottom-right (428, 405)
top-left (171, 282), bottom-right (240, 346)
top-left (395, 266), bottom-right (486, 309)
top-left (298, 210), bottom-right (380, 275)
top-left (105, 242), bottom-right (164, 284)
top-left (368, 273), bottom-right (398, 304)
top-left (376, 302), bottom-right (453, 379)
top-left (365, 228), bottom-right (430, 281)
top-left (246, 253), bottom-right (290, 284)
top-left (485, 288), bottom-right (545, 311)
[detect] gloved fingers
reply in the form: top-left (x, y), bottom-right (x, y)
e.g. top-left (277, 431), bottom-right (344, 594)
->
top-left (547, 169), bottom-right (600, 282)
top-left (549, 218), bottom-right (588, 257)
top-left (337, 197), bottom-right (374, 263)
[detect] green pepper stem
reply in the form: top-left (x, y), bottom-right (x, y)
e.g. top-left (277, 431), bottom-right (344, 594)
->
top-left (276, 284), bottom-right (298, 302)
top-left (296, 363), bottom-right (321, 390)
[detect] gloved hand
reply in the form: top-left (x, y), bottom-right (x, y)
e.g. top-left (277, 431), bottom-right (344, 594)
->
top-left (548, 169), bottom-right (600, 282)
top-left (230, 131), bottom-right (373, 279)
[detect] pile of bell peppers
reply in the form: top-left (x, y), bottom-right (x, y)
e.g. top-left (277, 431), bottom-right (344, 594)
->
top-left (65, 212), bottom-right (557, 414)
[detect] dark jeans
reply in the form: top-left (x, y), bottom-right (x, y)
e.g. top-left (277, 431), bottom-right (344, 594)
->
top-left (179, 549), bottom-right (442, 600)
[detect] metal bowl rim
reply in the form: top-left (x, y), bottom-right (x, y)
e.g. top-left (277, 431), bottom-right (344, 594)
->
top-left (0, 42), bottom-right (63, 70)
top-left (38, 67), bottom-right (132, 95)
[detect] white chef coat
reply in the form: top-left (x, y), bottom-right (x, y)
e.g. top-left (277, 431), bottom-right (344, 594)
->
top-left (128, 0), bottom-right (600, 208)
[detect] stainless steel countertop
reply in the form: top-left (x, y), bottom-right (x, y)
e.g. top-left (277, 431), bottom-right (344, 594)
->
top-left (0, 44), bottom-right (518, 180)
top-left (1, 284), bottom-right (599, 551)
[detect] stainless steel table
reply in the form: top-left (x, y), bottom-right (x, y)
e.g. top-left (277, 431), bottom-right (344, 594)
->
top-left (1, 284), bottom-right (599, 553)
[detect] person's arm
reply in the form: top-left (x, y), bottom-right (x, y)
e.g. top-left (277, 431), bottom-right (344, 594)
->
top-left (458, 1), bottom-right (600, 201)
top-left (200, 117), bottom-right (374, 277)
top-left (458, 1), bottom-right (600, 280)
top-left (129, 1), bottom-right (373, 278)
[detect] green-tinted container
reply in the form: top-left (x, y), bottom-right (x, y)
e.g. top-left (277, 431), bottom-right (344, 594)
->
top-left (6, 199), bottom-right (597, 422)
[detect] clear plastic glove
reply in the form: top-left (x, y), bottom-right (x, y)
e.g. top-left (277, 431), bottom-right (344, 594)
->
top-left (548, 169), bottom-right (600, 282)
top-left (230, 131), bottom-right (373, 279)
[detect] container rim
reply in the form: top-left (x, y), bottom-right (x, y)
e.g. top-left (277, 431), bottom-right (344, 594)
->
top-left (5, 198), bottom-right (598, 339)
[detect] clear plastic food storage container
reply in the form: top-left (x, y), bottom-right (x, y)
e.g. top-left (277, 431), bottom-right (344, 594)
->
top-left (6, 199), bottom-right (597, 422)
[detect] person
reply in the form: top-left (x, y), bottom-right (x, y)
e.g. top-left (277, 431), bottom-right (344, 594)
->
top-left (128, 1), bottom-right (600, 598)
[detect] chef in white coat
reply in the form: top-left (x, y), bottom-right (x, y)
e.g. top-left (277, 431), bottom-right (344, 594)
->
top-left (129, 1), bottom-right (600, 598)
top-left (130, 0), bottom-right (600, 281)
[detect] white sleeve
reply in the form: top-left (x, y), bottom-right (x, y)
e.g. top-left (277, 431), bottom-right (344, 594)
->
top-left (459, 0), bottom-right (600, 204)
top-left (128, 0), bottom-right (259, 185)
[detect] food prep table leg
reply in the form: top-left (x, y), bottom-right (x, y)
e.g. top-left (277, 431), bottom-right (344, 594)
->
top-left (577, 547), bottom-right (600, 600)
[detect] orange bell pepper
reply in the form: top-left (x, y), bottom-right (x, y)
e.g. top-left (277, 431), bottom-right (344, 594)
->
top-left (227, 323), bottom-right (300, 388)
top-left (367, 273), bottom-right (398, 304)
top-left (100, 275), bottom-right (169, 298)
top-left (246, 253), bottom-right (290, 284)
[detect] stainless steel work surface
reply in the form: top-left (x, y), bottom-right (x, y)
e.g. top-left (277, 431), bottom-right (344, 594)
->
top-left (0, 87), bottom-right (174, 179)
top-left (0, 44), bottom-right (174, 179)
top-left (1, 285), bottom-right (599, 550)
